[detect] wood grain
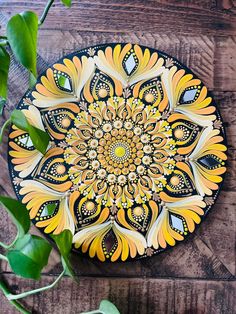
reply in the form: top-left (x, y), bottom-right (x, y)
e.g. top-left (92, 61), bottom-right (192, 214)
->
top-left (0, 0), bottom-right (235, 313)
top-left (0, 0), bottom-right (236, 36)
top-left (0, 275), bottom-right (235, 314)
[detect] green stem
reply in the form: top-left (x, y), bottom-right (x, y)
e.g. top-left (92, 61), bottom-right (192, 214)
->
top-left (0, 280), bottom-right (30, 314)
top-left (0, 253), bottom-right (8, 261)
top-left (8, 269), bottom-right (65, 300)
top-left (38, 0), bottom-right (55, 26)
top-left (0, 118), bottom-right (11, 143)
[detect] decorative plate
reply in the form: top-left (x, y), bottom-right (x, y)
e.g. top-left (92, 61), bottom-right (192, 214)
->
top-left (8, 43), bottom-right (227, 262)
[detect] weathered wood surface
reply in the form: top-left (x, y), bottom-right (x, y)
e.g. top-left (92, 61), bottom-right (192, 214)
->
top-left (1, 275), bottom-right (236, 314)
top-left (0, 0), bottom-right (235, 313)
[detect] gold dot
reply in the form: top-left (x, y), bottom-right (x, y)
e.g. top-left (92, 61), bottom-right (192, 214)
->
top-left (170, 176), bottom-right (180, 186)
top-left (134, 158), bottom-right (141, 165)
top-left (61, 117), bottom-right (71, 128)
top-left (145, 93), bottom-right (155, 103)
top-left (111, 129), bottom-right (119, 136)
top-left (174, 129), bottom-right (184, 139)
top-left (137, 151), bottom-right (144, 158)
top-left (114, 168), bottom-right (121, 175)
top-left (85, 201), bottom-right (95, 211)
top-left (56, 164), bottom-right (66, 174)
top-left (129, 164), bottom-right (136, 171)
top-left (114, 146), bottom-right (126, 157)
top-left (133, 206), bottom-right (143, 216)
top-left (136, 143), bottom-right (143, 150)
top-left (98, 88), bottom-right (108, 98)
top-left (122, 168), bottom-right (129, 175)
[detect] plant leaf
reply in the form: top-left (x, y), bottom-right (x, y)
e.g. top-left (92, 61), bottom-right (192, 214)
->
top-left (7, 251), bottom-right (42, 280)
top-left (11, 109), bottom-right (50, 154)
top-left (61, 0), bottom-right (72, 7)
top-left (0, 196), bottom-right (30, 238)
top-left (0, 46), bottom-right (10, 99)
top-left (29, 72), bottom-right (37, 88)
top-left (61, 256), bottom-right (74, 278)
top-left (0, 46), bottom-right (10, 114)
top-left (27, 124), bottom-right (50, 154)
top-left (51, 230), bottom-right (75, 278)
top-left (51, 229), bottom-right (72, 257)
top-left (6, 11), bottom-right (38, 78)
top-left (11, 109), bottom-right (28, 132)
top-left (99, 300), bottom-right (120, 314)
top-left (7, 235), bottom-right (52, 279)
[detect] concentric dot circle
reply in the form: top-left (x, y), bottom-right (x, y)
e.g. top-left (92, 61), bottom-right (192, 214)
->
top-left (110, 141), bottom-right (131, 163)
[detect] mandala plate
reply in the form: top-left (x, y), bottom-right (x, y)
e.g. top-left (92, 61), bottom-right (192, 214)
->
top-left (8, 43), bottom-right (227, 262)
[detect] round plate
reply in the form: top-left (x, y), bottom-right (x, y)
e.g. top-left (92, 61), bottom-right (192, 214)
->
top-left (8, 43), bottom-right (227, 262)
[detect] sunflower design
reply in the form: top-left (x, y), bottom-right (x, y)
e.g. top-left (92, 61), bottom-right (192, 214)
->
top-left (8, 44), bottom-right (227, 262)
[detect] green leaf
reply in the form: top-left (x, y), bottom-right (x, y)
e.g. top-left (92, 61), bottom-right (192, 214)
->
top-left (0, 46), bottom-right (10, 99)
top-left (7, 251), bottom-right (41, 280)
top-left (7, 11), bottom-right (38, 78)
top-left (99, 300), bottom-right (120, 314)
top-left (51, 230), bottom-right (75, 278)
top-left (7, 235), bottom-right (52, 279)
top-left (27, 124), bottom-right (50, 155)
top-left (0, 196), bottom-right (30, 238)
top-left (61, 0), bottom-right (72, 7)
top-left (11, 109), bottom-right (28, 132)
top-left (0, 46), bottom-right (10, 114)
top-left (51, 229), bottom-right (72, 257)
top-left (61, 256), bottom-right (74, 278)
top-left (29, 72), bottom-right (37, 88)
top-left (11, 109), bottom-right (50, 154)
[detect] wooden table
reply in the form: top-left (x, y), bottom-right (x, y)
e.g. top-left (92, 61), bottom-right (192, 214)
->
top-left (0, 1), bottom-right (235, 313)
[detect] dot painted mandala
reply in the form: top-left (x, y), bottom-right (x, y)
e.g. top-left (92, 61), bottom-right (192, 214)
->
top-left (8, 43), bottom-right (227, 262)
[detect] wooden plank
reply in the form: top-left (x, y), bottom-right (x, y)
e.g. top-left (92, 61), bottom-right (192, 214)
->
top-left (0, 0), bottom-right (236, 36)
top-left (0, 275), bottom-right (235, 314)
top-left (214, 36), bottom-right (236, 91)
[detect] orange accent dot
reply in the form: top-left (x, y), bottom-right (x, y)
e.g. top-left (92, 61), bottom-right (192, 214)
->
top-left (174, 129), bottom-right (184, 139)
top-left (133, 206), bottom-right (143, 216)
top-left (61, 117), bottom-right (71, 128)
top-left (170, 176), bottom-right (180, 186)
top-left (56, 164), bottom-right (66, 174)
top-left (98, 88), bottom-right (108, 98)
top-left (145, 93), bottom-right (155, 103)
